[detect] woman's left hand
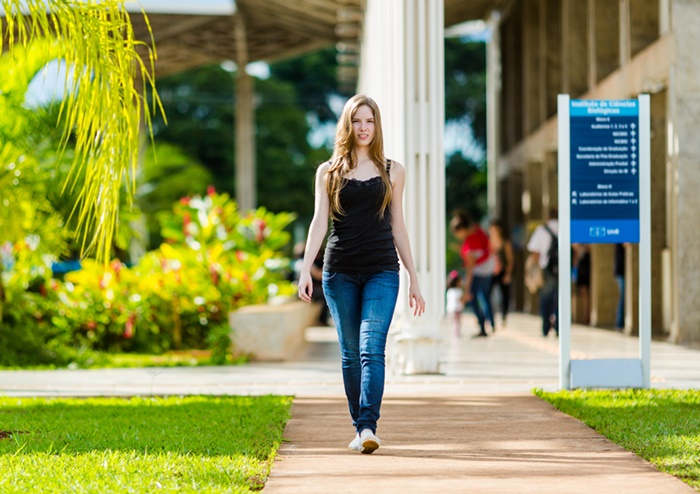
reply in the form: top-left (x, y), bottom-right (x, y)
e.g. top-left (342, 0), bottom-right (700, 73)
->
top-left (408, 282), bottom-right (426, 317)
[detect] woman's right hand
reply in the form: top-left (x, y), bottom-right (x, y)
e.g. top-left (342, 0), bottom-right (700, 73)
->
top-left (297, 272), bottom-right (313, 303)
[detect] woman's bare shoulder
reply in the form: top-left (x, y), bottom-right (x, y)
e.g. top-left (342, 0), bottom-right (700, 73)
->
top-left (387, 159), bottom-right (406, 176)
top-left (317, 160), bottom-right (332, 173)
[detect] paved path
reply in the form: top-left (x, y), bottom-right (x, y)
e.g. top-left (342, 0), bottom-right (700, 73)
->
top-left (2, 313), bottom-right (700, 492)
top-left (2, 313), bottom-right (700, 397)
top-left (266, 395), bottom-right (694, 493)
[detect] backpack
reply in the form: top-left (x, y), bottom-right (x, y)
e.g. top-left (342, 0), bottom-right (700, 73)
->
top-left (543, 224), bottom-right (558, 276)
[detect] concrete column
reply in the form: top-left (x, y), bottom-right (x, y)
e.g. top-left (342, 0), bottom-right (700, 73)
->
top-left (590, 244), bottom-right (617, 327)
top-left (619, 0), bottom-right (631, 66)
top-left (562, 0), bottom-right (589, 97)
top-left (544, 0), bottom-right (561, 119)
top-left (586, 0), bottom-right (597, 89)
top-left (650, 91), bottom-right (667, 336)
top-left (630, 0), bottom-right (660, 57)
top-left (524, 161), bottom-right (544, 221)
top-left (359, 0), bottom-right (445, 373)
top-left (668, 0), bottom-right (700, 344)
top-left (523, 0), bottom-right (541, 134)
top-left (524, 161), bottom-right (543, 315)
top-left (505, 171), bottom-right (526, 312)
top-left (487, 12), bottom-right (501, 219)
top-left (624, 243), bottom-right (639, 335)
top-left (499, 7), bottom-right (523, 152)
top-left (593, 0), bottom-right (620, 82)
top-left (538, 0), bottom-right (547, 124)
top-left (234, 14), bottom-right (256, 211)
top-left (659, 0), bottom-right (671, 34)
top-left (544, 151), bottom-right (557, 216)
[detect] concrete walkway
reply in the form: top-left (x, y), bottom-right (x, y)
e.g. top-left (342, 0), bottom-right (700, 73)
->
top-left (2, 313), bottom-right (700, 397)
top-left (266, 395), bottom-right (693, 493)
top-left (261, 313), bottom-right (699, 493)
top-left (2, 313), bottom-right (700, 492)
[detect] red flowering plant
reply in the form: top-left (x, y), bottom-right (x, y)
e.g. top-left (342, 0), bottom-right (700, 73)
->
top-left (1, 188), bottom-right (297, 364)
top-left (132, 190), bottom-right (296, 352)
top-left (0, 235), bottom-right (92, 367)
top-left (63, 259), bottom-right (147, 352)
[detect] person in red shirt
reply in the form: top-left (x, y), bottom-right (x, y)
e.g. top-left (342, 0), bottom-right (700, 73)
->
top-left (450, 209), bottom-right (496, 337)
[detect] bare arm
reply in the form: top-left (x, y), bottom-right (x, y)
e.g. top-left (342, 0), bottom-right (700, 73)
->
top-left (462, 254), bottom-right (476, 302)
top-left (298, 162), bottom-right (330, 303)
top-left (389, 161), bottom-right (425, 317)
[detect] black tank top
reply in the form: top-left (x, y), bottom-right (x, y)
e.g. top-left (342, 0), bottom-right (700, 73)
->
top-left (324, 161), bottom-right (400, 273)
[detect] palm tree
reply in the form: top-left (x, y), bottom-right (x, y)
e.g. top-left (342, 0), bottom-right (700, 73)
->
top-left (1, 0), bottom-right (158, 259)
top-left (0, 0), bottom-right (158, 319)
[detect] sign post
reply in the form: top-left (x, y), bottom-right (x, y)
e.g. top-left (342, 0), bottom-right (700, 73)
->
top-left (557, 95), bottom-right (651, 389)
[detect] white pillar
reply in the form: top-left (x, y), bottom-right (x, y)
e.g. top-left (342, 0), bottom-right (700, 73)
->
top-left (487, 12), bottom-right (501, 218)
top-left (359, 0), bottom-right (445, 374)
top-left (234, 14), bottom-right (256, 211)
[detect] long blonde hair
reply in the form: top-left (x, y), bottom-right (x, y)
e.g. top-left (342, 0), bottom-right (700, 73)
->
top-left (325, 94), bottom-right (392, 220)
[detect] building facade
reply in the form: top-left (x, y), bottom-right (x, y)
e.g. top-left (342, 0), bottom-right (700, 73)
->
top-left (488, 0), bottom-right (700, 344)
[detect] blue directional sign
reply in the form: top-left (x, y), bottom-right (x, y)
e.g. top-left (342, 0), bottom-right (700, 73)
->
top-left (569, 99), bottom-right (640, 243)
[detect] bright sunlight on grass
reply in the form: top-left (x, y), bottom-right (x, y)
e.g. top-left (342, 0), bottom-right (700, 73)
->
top-left (0, 395), bottom-right (292, 493)
top-left (535, 389), bottom-right (700, 490)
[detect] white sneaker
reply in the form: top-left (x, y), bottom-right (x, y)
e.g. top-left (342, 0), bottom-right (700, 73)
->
top-left (348, 433), bottom-right (361, 451)
top-left (359, 429), bottom-right (381, 454)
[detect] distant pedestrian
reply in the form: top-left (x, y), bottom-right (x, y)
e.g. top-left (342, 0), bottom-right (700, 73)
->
top-left (527, 210), bottom-right (559, 337)
top-left (450, 209), bottom-right (496, 337)
top-left (614, 243), bottom-right (626, 331)
top-left (572, 243), bottom-right (591, 325)
top-left (297, 94), bottom-right (425, 455)
top-left (488, 220), bottom-right (514, 328)
top-left (446, 270), bottom-right (465, 337)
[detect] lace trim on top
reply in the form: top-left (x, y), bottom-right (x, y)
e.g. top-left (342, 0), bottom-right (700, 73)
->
top-left (344, 175), bottom-right (382, 187)
top-left (342, 160), bottom-right (392, 187)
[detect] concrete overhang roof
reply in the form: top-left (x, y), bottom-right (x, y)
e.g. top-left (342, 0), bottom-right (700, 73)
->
top-left (128, 0), bottom-right (503, 78)
top-left (3, 0), bottom-right (503, 77)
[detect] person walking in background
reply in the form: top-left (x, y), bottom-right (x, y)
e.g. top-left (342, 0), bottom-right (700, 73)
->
top-left (450, 210), bottom-right (496, 337)
top-left (572, 243), bottom-right (591, 325)
top-left (527, 210), bottom-right (559, 337)
top-left (297, 94), bottom-right (425, 455)
top-left (446, 270), bottom-right (464, 337)
top-left (614, 243), bottom-right (626, 331)
top-left (488, 220), bottom-right (513, 328)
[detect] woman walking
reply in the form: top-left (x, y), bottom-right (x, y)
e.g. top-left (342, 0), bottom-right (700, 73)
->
top-left (297, 94), bottom-right (425, 454)
top-left (488, 220), bottom-right (514, 328)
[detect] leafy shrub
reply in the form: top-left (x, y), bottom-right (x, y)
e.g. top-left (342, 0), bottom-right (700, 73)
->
top-left (0, 191), bottom-right (296, 366)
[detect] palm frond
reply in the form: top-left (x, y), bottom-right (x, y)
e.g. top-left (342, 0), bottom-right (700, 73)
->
top-left (1, 0), bottom-right (160, 261)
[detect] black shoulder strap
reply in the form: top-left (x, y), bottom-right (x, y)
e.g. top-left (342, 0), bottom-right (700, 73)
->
top-left (543, 224), bottom-right (556, 239)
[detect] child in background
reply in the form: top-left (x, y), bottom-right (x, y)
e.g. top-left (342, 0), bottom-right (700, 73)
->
top-left (446, 270), bottom-right (464, 337)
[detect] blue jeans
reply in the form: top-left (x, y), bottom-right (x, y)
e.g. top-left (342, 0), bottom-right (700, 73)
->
top-left (322, 270), bottom-right (399, 434)
top-left (540, 271), bottom-right (558, 336)
top-left (615, 275), bottom-right (625, 329)
top-left (470, 274), bottom-right (495, 334)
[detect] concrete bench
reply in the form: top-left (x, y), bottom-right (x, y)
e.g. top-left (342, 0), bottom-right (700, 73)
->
top-left (228, 300), bottom-right (322, 361)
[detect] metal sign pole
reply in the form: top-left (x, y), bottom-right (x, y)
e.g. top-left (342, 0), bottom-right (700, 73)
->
top-left (638, 94), bottom-right (651, 388)
top-left (557, 94), bottom-right (572, 390)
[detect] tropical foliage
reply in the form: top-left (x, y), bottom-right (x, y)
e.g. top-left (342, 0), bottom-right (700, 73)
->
top-left (1, 0), bottom-right (159, 260)
top-left (1, 191), bottom-right (296, 367)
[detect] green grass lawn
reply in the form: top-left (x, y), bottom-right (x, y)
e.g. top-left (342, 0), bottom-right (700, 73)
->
top-left (0, 395), bottom-right (292, 493)
top-left (535, 389), bottom-right (700, 490)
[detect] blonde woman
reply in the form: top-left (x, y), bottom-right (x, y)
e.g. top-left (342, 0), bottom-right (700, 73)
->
top-left (298, 94), bottom-right (425, 454)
